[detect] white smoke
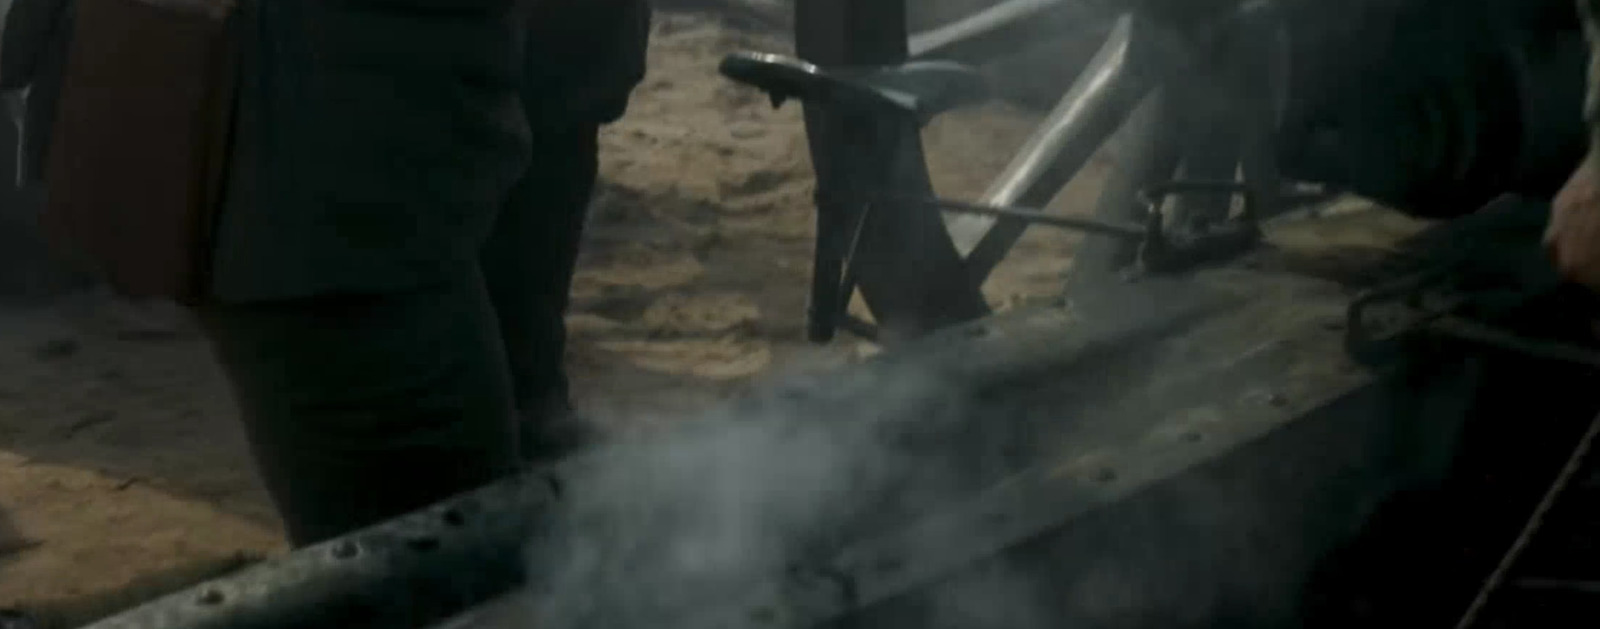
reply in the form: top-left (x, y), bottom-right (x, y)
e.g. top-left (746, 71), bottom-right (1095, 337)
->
top-left (520, 359), bottom-right (1035, 628)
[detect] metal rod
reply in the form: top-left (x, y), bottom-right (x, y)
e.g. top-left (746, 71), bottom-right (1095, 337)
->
top-left (1063, 90), bottom-right (1184, 298)
top-left (1452, 409), bottom-right (1600, 629)
top-left (880, 194), bottom-right (1145, 239)
top-left (907, 0), bottom-right (1065, 59)
top-left (946, 15), bottom-right (1153, 281)
top-left (1429, 317), bottom-right (1600, 370)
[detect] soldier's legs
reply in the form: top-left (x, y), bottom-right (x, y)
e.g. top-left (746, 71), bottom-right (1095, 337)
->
top-left (198, 268), bottom-right (522, 546)
top-left (480, 124), bottom-right (601, 460)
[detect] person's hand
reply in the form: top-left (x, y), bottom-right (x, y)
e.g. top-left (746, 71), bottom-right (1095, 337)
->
top-left (1547, 154), bottom-right (1600, 290)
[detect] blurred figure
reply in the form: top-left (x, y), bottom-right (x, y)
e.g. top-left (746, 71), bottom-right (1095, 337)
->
top-left (0, 0), bottom-right (649, 546)
top-left (194, 0), bottom-right (651, 545)
top-left (491, 0), bottom-right (653, 460)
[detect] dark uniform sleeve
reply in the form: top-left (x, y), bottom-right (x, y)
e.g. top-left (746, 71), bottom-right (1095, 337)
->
top-left (209, 0), bottom-right (534, 301)
top-left (522, 0), bottom-right (652, 127)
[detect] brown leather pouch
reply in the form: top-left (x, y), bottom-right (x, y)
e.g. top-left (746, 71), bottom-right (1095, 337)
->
top-left (40, 0), bottom-right (238, 305)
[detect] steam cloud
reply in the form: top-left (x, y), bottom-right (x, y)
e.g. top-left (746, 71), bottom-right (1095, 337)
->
top-left (518, 359), bottom-right (1048, 629)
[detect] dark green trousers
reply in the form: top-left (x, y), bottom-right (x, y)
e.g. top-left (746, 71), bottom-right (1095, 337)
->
top-left (201, 127), bottom-right (599, 546)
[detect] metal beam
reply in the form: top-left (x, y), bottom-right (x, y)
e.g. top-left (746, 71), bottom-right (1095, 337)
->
top-left (946, 15), bottom-right (1151, 281)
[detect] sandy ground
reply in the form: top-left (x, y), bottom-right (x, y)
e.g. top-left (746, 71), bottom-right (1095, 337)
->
top-left (0, 12), bottom-right (1108, 617)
